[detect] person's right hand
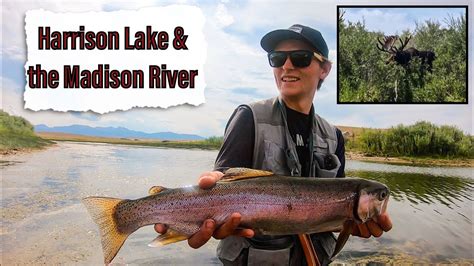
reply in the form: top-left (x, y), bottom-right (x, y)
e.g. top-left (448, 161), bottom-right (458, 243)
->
top-left (154, 170), bottom-right (255, 249)
top-left (351, 212), bottom-right (392, 238)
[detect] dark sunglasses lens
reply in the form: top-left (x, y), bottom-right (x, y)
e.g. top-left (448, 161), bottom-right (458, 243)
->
top-left (290, 51), bottom-right (312, 67)
top-left (268, 52), bottom-right (287, 67)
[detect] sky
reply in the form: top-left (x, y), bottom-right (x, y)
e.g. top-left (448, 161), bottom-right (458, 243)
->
top-left (1, 0), bottom-right (472, 137)
top-left (344, 7), bottom-right (467, 34)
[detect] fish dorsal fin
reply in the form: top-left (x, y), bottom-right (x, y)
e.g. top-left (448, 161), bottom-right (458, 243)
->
top-left (219, 168), bottom-right (274, 182)
top-left (331, 220), bottom-right (353, 260)
top-left (148, 186), bottom-right (168, 195)
top-left (148, 229), bottom-right (188, 247)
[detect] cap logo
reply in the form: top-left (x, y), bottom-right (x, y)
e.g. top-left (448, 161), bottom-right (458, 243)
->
top-left (289, 25), bottom-right (302, 34)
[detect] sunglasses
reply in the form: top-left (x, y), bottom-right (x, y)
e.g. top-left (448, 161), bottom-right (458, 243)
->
top-left (267, 50), bottom-right (327, 68)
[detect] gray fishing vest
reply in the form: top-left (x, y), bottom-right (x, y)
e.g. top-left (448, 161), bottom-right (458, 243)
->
top-left (217, 97), bottom-right (341, 265)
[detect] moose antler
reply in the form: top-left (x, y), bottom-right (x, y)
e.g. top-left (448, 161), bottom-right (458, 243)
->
top-left (394, 35), bottom-right (411, 52)
top-left (376, 35), bottom-right (398, 53)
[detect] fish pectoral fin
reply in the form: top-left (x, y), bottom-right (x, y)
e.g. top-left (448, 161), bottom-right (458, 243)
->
top-left (148, 229), bottom-right (188, 247)
top-left (219, 168), bottom-right (274, 182)
top-left (148, 186), bottom-right (168, 195)
top-left (331, 220), bottom-right (353, 260)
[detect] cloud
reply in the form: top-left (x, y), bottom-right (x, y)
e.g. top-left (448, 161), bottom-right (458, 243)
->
top-left (1, 0), bottom-right (110, 60)
top-left (344, 8), bottom-right (414, 35)
top-left (343, 7), bottom-right (467, 35)
top-left (69, 111), bottom-right (100, 122)
top-left (222, 1), bottom-right (335, 34)
top-left (214, 3), bottom-right (234, 28)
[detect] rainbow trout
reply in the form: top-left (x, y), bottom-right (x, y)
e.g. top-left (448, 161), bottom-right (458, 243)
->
top-left (83, 168), bottom-right (390, 264)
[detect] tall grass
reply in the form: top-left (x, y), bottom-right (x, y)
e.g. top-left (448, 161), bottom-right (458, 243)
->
top-left (352, 121), bottom-right (473, 158)
top-left (0, 110), bottom-right (52, 152)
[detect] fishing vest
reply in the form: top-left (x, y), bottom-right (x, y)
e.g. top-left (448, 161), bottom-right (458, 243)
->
top-left (217, 97), bottom-right (341, 265)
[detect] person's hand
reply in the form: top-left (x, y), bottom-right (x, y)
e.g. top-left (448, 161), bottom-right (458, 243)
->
top-left (154, 170), bottom-right (255, 249)
top-left (351, 212), bottom-right (392, 238)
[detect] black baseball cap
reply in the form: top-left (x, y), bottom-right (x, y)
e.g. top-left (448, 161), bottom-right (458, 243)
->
top-left (260, 24), bottom-right (329, 59)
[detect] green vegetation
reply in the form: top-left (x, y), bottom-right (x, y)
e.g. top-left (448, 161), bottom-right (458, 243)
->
top-left (38, 121), bottom-right (473, 164)
top-left (347, 121), bottom-right (473, 159)
top-left (0, 111), bottom-right (52, 153)
top-left (338, 11), bottom-right (467, 102)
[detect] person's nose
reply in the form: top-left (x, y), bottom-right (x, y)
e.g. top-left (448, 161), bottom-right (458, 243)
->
top-left (281, 55), bottom-right (295, 70)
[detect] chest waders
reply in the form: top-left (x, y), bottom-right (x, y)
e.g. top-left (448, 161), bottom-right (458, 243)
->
top-left (217, 97), bottom-right (341, 266)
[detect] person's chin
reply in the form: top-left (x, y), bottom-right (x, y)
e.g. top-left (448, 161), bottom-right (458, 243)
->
top-left (279, 87), bottom-right (301, 97)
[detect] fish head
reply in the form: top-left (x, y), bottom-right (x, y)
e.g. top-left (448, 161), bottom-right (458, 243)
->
top-left (356, 180), bottom-right (390, 223)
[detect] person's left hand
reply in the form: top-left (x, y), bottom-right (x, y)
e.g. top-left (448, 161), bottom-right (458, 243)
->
top-left (351, 212), bottom-right (392, 238)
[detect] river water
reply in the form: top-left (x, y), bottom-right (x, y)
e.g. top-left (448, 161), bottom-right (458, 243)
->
top-left (1, 142), bottom-right (472, 265)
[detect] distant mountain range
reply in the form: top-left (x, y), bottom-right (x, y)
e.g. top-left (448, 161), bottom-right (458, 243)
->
top-left (34, 124), bottom-right (204, 140)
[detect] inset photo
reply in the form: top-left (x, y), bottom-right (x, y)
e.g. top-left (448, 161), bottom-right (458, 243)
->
top-left (337, 6), bottom-right (468, 103)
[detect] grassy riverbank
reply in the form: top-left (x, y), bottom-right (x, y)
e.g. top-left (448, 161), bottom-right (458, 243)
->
top-left (4, 111), bottom-right (469, 167)
top-left (37, 132), bottom-right (222, 150)
top-left (341, 123), bottom-right (473, 167)
top-left (0, 111), bottom-right (52, 154)
top-left (346, 150), bottom-right (472, 167)
top-left (350, 122), bottom-right (473, 158)
top-left (38, 128), bottom-right (473, 167)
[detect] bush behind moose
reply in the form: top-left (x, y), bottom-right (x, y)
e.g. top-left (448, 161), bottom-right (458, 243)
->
top-left (338, 12), bottom-right (467, 103)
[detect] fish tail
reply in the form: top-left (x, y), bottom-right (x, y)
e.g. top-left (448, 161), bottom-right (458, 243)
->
top-left (82, 196), bottom-right (130, 264)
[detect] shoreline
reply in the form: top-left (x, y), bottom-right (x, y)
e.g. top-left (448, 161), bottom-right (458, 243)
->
top-left (0, 144), bottom-right (55, 156)
top-left (346, 151), bottom-right (473, 167)
top-left (0, 139), bottom-right (55, 156)
top-left (5, 133), bottom-right (470, 168)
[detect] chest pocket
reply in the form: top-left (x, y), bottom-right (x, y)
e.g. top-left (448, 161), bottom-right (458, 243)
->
top-left (262, 140), bottom-right (289, 175)
top-left (312, 135), bottom-right (340, 178)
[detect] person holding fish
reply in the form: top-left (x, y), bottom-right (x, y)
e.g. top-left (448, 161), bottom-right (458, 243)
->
top-left (83, 25), bottom-right (393, 265)
top-left (155, 24), bottom-right (393, 265)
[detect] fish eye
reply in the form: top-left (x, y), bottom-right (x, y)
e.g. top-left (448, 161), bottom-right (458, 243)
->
top-left (379, 191), bottom-right (387, 201)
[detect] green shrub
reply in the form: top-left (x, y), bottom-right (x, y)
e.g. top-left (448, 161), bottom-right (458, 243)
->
top-left (357, 121), bottom-right (473, 158)
top-left (0, 110), bottom-right (35, 135)
top-left (0, 110), bottom-right (51, 151)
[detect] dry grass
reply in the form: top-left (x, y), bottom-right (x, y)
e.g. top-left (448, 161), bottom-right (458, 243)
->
top-left (37, 132), bottom-right (221, 150)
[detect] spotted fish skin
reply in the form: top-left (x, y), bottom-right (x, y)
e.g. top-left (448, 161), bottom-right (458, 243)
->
top-left (83, 169), bottom-right (389, 264)
top-left (116, 177), bottom-right (361, 235)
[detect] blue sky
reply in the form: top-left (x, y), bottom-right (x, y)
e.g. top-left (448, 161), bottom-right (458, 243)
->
top-left (1, 0), bottom-right (472, 136)
top-left (344, 7), bottom-right (467, 35)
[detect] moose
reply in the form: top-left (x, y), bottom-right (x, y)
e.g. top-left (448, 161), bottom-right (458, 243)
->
top-left (376, 35), bottom-right (436, 72)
